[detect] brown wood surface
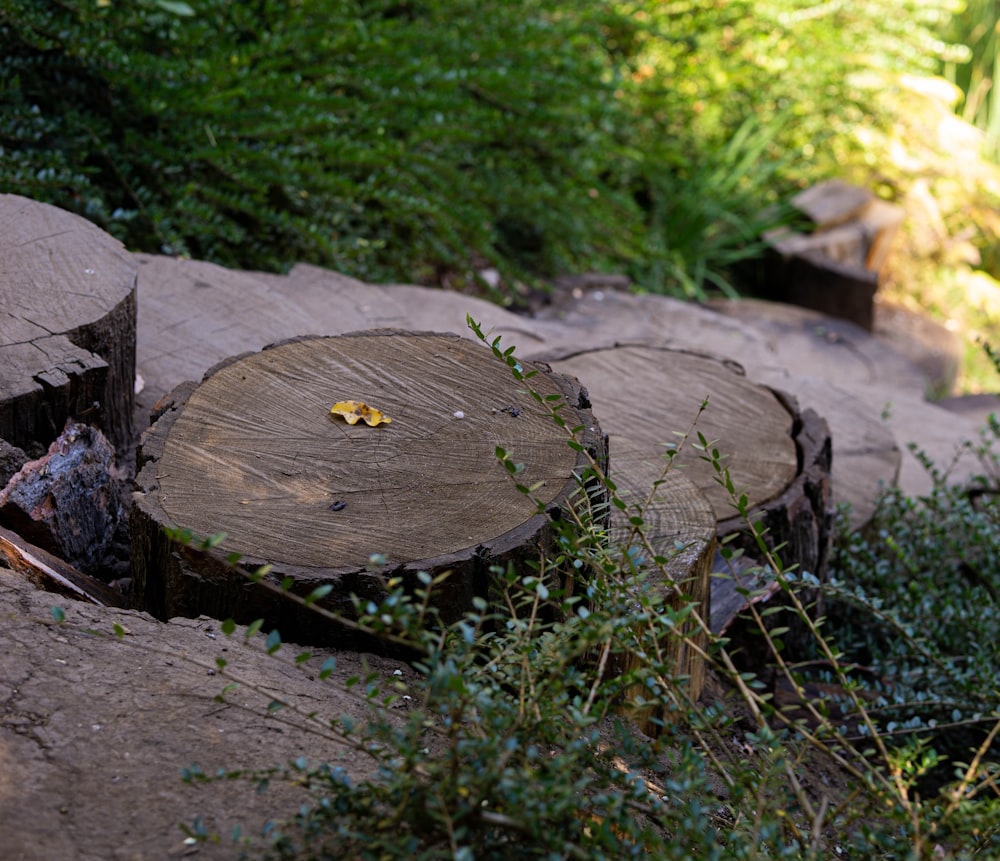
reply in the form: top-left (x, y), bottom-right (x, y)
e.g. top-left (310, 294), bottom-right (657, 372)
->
top-left (0, 195), bottom-right (137, 454)
top-left (533, 343), bottom-right (833, 637)
top-left (608, 469), bottom-right (715, 730)
top-left (541, 344), bottom-right (798, 518)
top-left (0, 524), bottom-right (126, 608)
top-left (131, 331), bottom-right (610, 644)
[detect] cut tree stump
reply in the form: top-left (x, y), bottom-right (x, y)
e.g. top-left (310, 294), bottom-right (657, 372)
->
top-left (536, 344), bottom-right (833, 634)
top-left (0, 195), bottom-right (137, 454)
top-left (607, 469), bottom-right (716, 732)
top-left (131, 331), bottom-right (612, 645)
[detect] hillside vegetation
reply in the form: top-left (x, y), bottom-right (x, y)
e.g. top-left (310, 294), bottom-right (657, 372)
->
top-left (3, 1), bottom-right (997, 327)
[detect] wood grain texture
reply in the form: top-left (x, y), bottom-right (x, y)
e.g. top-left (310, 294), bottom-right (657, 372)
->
top-left (132, 331), bottom-right (609, 643)
top-left (0, 195), bottom-right (136, 453)
top-left (542, 344), bottom-right (798, 517)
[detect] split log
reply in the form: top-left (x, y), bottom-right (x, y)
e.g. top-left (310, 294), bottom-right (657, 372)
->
top-left (131, 331), bottom-right (612, 646)
top-left (0, 525), bottom-right (126, 608)
top-left (0, 195), bottom-right (137, 454)
top-left (535, 344), bottom-right (833, 635)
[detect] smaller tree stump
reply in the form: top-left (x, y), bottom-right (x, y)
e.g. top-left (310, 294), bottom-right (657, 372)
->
top-left (608, 469), bottom-right (716, 732)
top-left (0, 195), bottom-right (137, 455)
top-left (131, 331), bottom-right (609, 645)
top-left (537, 344), bottom-right (833, 636)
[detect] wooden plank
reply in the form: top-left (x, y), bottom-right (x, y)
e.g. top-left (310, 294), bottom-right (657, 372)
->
top-left (0, 524), bottom-right (126, 607)
top-left (792, 180), bottom-right (874, 229)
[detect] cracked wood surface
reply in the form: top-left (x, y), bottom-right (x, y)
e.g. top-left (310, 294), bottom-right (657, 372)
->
top-left (131, 331), bottom-right (611, 644)
top-left (0, 194), bottom-right (137, 454)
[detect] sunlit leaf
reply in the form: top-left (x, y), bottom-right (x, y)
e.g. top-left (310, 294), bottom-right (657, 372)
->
top-left (330, 400), bottom-right (392, 427)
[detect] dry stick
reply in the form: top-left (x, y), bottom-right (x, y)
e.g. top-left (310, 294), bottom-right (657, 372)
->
top-left (945, 715), bottom-right (1000, 816)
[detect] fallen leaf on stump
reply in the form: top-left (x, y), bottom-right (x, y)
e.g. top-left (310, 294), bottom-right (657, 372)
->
top-left (329, 400), bottom-right (392, 427)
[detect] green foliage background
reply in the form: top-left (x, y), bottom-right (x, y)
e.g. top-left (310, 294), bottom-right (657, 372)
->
top-left (0, 0), bottom-right (970, 297)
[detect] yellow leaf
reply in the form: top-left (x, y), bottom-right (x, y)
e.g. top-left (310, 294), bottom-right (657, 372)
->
top-left (329, 400), bottom-right (392, 427)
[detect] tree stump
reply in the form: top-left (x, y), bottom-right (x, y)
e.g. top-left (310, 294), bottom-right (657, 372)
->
top-left (608, 469), bottom-right (716, 732)
top-left (0, 195), bottom-right (137, 455)
top-left (131, 331), bottom-right (612, 645)
top-left (538, 344), bottom-right (833, 634)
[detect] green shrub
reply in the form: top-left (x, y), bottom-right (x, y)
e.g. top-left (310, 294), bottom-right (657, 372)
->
top-left (0, 0), bottom-right (969, 300)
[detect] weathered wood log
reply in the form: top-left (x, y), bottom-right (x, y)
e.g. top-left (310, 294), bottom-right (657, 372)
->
top-left (131, 331), bottom-right (611, 646)
top-left (534, 344), bottom-right (833, 636)
top-left (0, 525), bottom-right (126, 608)
top-left (0, 195), bottom-right (137, 454)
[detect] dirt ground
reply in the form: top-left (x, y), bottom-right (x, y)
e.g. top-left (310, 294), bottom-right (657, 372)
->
top-left (0, 567), bottom-right (417, 860)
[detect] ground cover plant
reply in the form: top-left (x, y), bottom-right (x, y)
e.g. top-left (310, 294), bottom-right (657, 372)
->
top-left (5, 0), bottom-right (998, 387)
top-left (167, 325), bottom-right (1000, 860)
top-left (0, 0), bottom-right (977, 301)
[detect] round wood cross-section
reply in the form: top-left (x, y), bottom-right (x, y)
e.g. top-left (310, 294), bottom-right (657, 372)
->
top-left (0, 195), bottom-right (136, 454)
top-left (131, 331), bottom-right (608, 644)
top-left (544, 345), bottom-right (798, 519)
top-left (538, 343), bottom-right (833, 633)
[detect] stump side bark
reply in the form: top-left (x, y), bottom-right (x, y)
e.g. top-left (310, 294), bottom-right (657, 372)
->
top-left (131, 331), bottom-right (610, 644)
top-left (608, 470), bottom-right (716, 732)
top-left (0, 195), bottom-right (137, 454)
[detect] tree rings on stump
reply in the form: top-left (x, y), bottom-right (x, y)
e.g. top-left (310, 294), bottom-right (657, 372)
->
top-left (0, 195), bottom-right (137, 455)
top-left (131, 331), bottom-right (607, 645)
top-left (539, 344), bottom-right (833, 635)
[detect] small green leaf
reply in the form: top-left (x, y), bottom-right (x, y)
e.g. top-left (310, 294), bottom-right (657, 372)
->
top-left (304, 584), bottom-right (334, 605)
top-left (155, 0), bottom-right (195, 16)
top-left (266, 629), bottom-right (282, 654)
top-left (112, 623), bottom-right (125, 640)
top-left (245, 619), bottom-right (264, 640)
top-left (221, 618), bottom-right (236, 636)
top-left (202, 531), bottom-right (227, 550)
top-left (50, 606), bottom-right (65, 623)
top-left (319, 657), bottom-right (336, 679)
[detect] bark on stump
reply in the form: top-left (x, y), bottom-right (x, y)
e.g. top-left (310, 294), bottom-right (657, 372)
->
top-left (131, 331), bottom-right (612, 646)
top-left (539, 344), bottom-right (833, 636)
top-left (0, 195), bottom-right (137, 455)
top-left (607, 469), bottom-right (716, 733)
